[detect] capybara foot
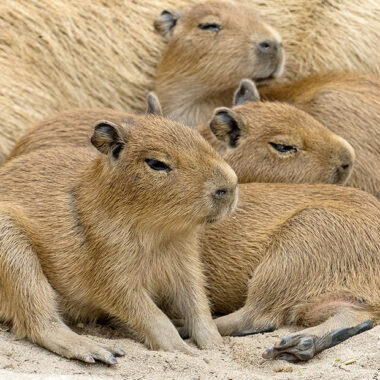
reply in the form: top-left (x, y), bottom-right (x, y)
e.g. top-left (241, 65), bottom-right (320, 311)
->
top-left (193, 324), bottom-right (223, 350)
top-left (40, 327), bottom-right (125, 364)
top-left (146, 328), bottom-right (197, 355)
top-left (262, 320), bottom-right (373, 362)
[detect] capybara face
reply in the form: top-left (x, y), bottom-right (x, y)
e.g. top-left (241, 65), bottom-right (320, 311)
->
top-left (155, 2), bottom-right (285, 92)
top-left (91, 115), bottom-right (238, 232)
top-left (209, 102), bottom-right (355, 185)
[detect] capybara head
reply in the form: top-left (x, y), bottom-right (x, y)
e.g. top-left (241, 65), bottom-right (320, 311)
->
top-left (90, 93), bottom-right (238, 233)
top-left (154, 1), bottom-right (285, 99)
top-left (208, 79), bottom-right (355, 185)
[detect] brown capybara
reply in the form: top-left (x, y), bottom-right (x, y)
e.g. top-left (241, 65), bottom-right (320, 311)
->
top-left (9, 91), bottom-right (355, 187)
top-left (199, 182), bottom-right (380, 362)
top-left (260, 72), bottom-right (380, 196)
top-left (0, 101), bottom-right (238, 363)
top-left (0, 0), bottom-right (284, 163)
top-left (197, 79), bottom-right (355, 185)
top-left (154, 1), bottom-right (284, 126)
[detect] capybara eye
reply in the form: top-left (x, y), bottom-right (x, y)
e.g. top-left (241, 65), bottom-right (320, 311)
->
top-left (145, 159), bottom-right (172, 172)
top-left (198, 23), bottom-right (221, 32)
top-left (269, 142), bottom-right (297, 154)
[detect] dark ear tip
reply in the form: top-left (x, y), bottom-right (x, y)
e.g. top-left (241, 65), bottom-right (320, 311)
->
top-left (214, 107), bottom-right (231, 116)
top-left (233, 78), bottom-right (260, 106)
top-left (238, 79), bottom-right (257, 94)
top-left (160, 9), bottom-right (171, 16)
top-left (93, 120), bottom-right (115, 133)
top-left (146, 91), bottom-right (163, 115)
top-left (241, 78), bottom-right (254, 86)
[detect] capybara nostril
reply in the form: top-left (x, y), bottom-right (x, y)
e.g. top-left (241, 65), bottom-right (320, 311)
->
top-left (214, 188), bottom-right (227, 200)
top-left (258, 40), bottom-right (277, 54)
top-left (341, 164), bottom-right (350, 170)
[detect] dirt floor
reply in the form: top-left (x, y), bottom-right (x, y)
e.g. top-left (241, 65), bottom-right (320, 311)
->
top-left (0, 321), bottom-right (378, 380)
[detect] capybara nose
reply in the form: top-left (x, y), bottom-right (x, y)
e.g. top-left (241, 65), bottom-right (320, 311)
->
top-left (258, 40), bottom-right (278, 54)
top-left (212, 185), bottom-right (237, 203)
top-left (213, 188), bottom-right (228, 200)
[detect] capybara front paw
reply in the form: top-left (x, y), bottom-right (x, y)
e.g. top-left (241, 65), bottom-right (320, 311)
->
top-left (42, 331), bottom-right (125, 365)
top-left (193, 325), bottom-right (223, 350)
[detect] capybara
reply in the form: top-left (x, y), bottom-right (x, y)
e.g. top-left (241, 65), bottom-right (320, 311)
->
top-left (198, 79), bottom-right (355, 185)
top-left (153, 1), bottom-right (284, 126)
top-left (0, 99), bottom-right (238, 363)
top-left (260, 72), bottom-right (380, 196)
top-left (0, 0), bottom-right (283, 162)
top-left (199, 182), bottom-right (380, 362)
top-left (9, 90), bottom-right (354, 187)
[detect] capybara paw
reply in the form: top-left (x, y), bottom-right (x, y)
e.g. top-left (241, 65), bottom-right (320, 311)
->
top-left (263, 320), bottom-right (373, 362)
top-left (148, 336), bottom-right (197, 356)
top-left (194, 328), bottom-right (223, 350)
top-left (262, 334), bottom-right (318, 362)
top-left (51, 335), bottom-right (124, 365)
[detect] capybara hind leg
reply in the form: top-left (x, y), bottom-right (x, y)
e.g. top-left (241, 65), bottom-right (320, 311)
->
top-left (0, 208), bottom-right (124, 364)
top-left (263, 308), bottom-right (373, 362)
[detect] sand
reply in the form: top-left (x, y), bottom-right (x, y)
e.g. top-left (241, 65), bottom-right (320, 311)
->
top-left (0, 321), bottom-right (378, 380)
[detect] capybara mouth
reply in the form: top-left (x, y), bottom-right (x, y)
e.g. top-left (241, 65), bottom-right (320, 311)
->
top-left (254, 74), bottom-right (275, 85)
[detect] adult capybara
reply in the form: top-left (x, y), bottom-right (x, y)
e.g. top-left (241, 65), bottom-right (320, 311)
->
top-left (0, 100), bottom-right (237, 363)
top-left (260, 72), bottom-right (380, 196)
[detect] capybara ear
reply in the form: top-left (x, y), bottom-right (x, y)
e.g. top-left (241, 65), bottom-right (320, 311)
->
top-left (146, 92), bottom-right (163, 116)
top-left (91, 120), bottom-right (128, 159)
top-left (233, 79), bottom-right (260, 106)
top-left (209, 108), bottom-right (244, 147)
top-left (154, 9), bottom-right (182, 39)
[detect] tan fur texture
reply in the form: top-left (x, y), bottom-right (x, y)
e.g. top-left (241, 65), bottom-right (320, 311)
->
top-left (9, 100), bottom-right (354, 188)
top-left (260, 72), bottom-right (380, 196)
top-left (201, 182), bottom-right (380, 360)
top-left (2, 0), bottom-right (379, 162)
top-left (0, 114), bottom-right (238, 363)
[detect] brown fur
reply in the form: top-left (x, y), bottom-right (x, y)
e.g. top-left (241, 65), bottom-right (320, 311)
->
top-left (0, 114), bottom-right (238, 363)
top-left (260, 72), bottom-right (380, 196)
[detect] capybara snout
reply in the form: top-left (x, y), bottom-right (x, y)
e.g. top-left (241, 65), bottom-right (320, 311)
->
top-left (204, 162), bottom-right (238, 223)
top-left (330, 136), bottom-right (355, 185)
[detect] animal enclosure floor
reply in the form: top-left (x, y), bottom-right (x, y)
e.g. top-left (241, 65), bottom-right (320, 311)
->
top-left (0, 323), bottom-right (378, 379)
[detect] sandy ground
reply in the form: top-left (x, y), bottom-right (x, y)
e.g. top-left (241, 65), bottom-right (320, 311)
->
top-left (0, 322), bottom-right (378, 380)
